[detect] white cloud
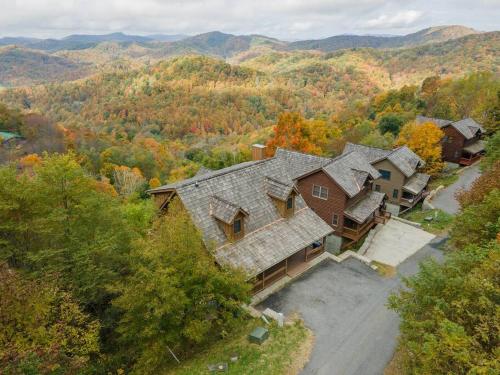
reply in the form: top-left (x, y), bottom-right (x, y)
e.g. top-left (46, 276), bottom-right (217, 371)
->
top-left (365, 10), bottom-right (423, 29)
top-left (0, 0), bottom-right (497, 39)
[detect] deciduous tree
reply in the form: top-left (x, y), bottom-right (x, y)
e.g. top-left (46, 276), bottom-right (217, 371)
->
top-left (396, 121), bottom-right (445, 175)
top-left (114, 199), bottom-right (250, 373)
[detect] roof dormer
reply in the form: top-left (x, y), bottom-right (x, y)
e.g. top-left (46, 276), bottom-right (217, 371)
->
top-left (210, 196), bottom-right (249, 242)
top-left (266, 177), bottom-right (299, 218)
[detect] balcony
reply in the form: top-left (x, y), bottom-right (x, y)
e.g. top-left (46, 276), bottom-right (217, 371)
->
top-left (375, 211), bottom-right (391, 224)
top-left (459, 153), bottom-right (481, 166)
top-left (342, 217), bottom-right (376, 241)
top-left (400, 190), bottom-right (425, 208)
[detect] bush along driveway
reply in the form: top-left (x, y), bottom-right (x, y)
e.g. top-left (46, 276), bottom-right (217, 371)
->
top-left (257, 239), bottom-right (445, 375)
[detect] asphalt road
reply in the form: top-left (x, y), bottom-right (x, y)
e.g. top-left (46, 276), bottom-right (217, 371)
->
top-left (257, 239), bottom-right (445, 375)
top-left (431, 164), bottom-right (481, 214)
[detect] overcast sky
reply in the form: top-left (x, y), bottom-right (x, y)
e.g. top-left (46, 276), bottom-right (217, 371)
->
top-left (1, 0), bottom-right (499, 40)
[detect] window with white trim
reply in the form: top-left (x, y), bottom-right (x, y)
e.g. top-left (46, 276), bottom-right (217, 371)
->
top-left (332, 213), bottom-right (339, 226)
top-left (312, 185), bottom-right (328, 199)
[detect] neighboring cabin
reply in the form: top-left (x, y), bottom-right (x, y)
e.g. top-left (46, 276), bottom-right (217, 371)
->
top-left (0, 131), bottom-right (23, 147)
top-left (148, 146), bottom-right (333, 294)
top-left (291, 149), bottom-right (390, 249)
top-left (342, 143), bottom-right (430, 212)
top-left (416, 116), bottom-right (485, 165)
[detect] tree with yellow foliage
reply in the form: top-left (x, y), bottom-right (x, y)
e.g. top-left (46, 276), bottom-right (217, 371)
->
top-left (396, 121), bottom-right (445, 175)
top-left (149, 177), bottom-right (161, 189)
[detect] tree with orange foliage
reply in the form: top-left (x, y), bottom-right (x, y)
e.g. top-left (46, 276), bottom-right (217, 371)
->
top-left (19, 153), bottom-right (42, 169)
top-left (266, 112), bottom-right (338, 156)
top-left (395, 121), bottom-right (445, 175)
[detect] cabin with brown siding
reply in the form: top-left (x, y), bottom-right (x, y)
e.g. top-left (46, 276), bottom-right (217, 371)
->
top-left (416, 116), bottom-right (485, 165)
top-left (342, 143), bottom-right (430, 211)
top-left (288, 150), bottom-right (390, 249)
top-left (148, 147), bottom-right (333, 294)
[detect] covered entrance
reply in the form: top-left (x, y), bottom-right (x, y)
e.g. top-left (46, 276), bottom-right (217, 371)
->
top-left (251, 239), bottom-right (325, 294)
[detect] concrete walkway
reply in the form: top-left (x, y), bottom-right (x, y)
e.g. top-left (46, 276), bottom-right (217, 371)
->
top-left (432, 164), bottom-right (481, 214)
top-left (364, 219), bottom-right (435, 267)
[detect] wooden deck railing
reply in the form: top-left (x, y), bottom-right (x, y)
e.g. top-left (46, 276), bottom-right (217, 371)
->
top-left (459, 154), bottom-right (481, 166)
top-left (400, 191), bottom-right (424, 208)
top-left (375, 211), bottom-right (391, 224)
top-left (342, 218), bottom-right (375, 240)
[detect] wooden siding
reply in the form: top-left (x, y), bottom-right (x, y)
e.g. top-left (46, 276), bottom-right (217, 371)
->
top-left (271, 193), bottom-right (296, 218)
top-left (296, 169), bottom-right (347, 235)
top-left (441, 126), bottom-right (465, 163)
top-left (153, 191), bottom-right (174, 209)
top-left (372, 159), bottom-right (406, 205)
top-left (220, 212), bottom-right (245, 242)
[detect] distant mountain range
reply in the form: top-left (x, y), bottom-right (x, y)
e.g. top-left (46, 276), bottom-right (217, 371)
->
top-left (287, 25), bottom-right (480, 51)
top-left (0, 25), bottom-right (496, 87)
top-left (0, 32), bottom-right (188, 52)
top-left (0, 25), bottom-right (479, 54)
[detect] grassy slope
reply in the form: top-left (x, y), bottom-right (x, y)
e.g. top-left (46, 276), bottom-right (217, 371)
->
top-left (165, 318), bottom-right (312, 375)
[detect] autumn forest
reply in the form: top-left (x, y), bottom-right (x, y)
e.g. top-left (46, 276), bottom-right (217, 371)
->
top-left (0, 23), bottom-right (499, 375)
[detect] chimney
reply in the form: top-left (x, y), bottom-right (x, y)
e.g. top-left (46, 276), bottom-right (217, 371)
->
top-left (252, 144), bottom-right (267, 161)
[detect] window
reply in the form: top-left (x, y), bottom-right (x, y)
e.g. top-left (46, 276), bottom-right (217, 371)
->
top-left (312, 185), bottom-right (328, 199)
top-left (287, 196), bottom-right (293, 209)
top-left (379, 169), bottom-right (391, 181)
top-left (392, 189), bottom-right (399, 199)
top-left (375, 184), bottom-right (381, 192)
top-left (233, 219), bottom-right (242, 234)
top-left (332, 214), bottom-right (338, 226)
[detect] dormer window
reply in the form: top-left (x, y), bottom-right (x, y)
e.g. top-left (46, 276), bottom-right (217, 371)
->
top-left (210, 195), bottom-right (248, 242)
top-left (266, 176), bottom-right (299, 219)
top-left (233, 219), bottom-right (242, 234)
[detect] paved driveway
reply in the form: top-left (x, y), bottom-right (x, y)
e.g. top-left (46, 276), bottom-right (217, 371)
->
top-left (432, 164), bottom-right (481, 214)
top-left (257, 239), bottom-right (444, 375)
top-left (364, 219), bottom-right (435, 266)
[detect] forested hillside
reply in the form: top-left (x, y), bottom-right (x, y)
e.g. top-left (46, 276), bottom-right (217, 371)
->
top-left (0, 46), bottom-right (91, 87)
top-left (0, 27), bottom-right (496, 87)
top-left (0, 20), bottom-right (499, 375)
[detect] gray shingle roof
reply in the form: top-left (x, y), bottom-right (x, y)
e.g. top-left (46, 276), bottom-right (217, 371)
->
top-left (319, 151), bottom-right (381, 198)
top-left (463, 140), bottom-right (486, 154)
top-left (342, 143), bottom-right (424, 178)
top-left (273, 148), bottom-right (331, 179)
top-left (415, 115), bottom-right (484, 140)
top-left (387, 146), bottom-right (423, 177)
top-left (415, 115), bottom-right (452, 128)
top-left (452, 118), bottom-right (484, 139)
top-left (344, 191), bottom-right (385, 223)
top-left (215, 208), bottom-right (332, 277)
top-left (150, 149), bottom-right (333, 276)
top-left (343, 142), bottom-right (391, 163)
top-left (266, 176), bottom-right (298, 201)
top-left (403, 173), bottom-right (430, 195)
top-left (210, 196), bottom-right (248, 224)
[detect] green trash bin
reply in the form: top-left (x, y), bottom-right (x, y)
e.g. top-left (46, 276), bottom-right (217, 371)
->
top-left (248, 327), bottom-right (269, 344)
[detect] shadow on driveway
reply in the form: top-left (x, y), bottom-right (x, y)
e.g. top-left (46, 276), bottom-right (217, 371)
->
top-left (257, 240), bottom-right (444, 375)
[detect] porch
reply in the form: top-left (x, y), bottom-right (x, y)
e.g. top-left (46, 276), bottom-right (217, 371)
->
top-left (400, 190), bottom-right (425, 208)
top-left (251, 240), bottom-right (325, 294)
top-left (459, 140), bottom-right (485, 166)
top-left (401, 172), bottom-right (431, 208)
top-left (459, 153), bottom-right (482, 166)
top-left (342, 211), bottom-right (391, 242)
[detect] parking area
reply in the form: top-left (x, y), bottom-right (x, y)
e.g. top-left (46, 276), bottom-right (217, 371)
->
top-left (257, 239), bottom-right (444, 375)
top-left (364, 218), bottom-right (436, 267)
